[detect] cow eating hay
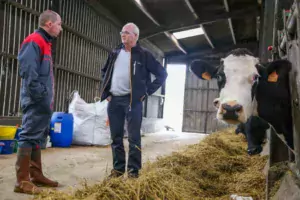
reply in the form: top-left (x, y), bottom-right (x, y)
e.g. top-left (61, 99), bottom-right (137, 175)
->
top-left (190, 48), bottom-right (294, 155)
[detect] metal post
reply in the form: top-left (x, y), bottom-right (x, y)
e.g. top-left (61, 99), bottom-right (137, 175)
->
top-left (159, 57), bottom-right (167, 118)
top-left (294, 0), bottom-right (300, 172)
top-left (259, 0), bottom-right (276, 63)
top-left (204, 79), bottom-right (209, 133)
top-left (272, 0), bottom-right (280, 60)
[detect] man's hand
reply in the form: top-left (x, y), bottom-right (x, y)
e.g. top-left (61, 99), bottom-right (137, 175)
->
top-left (107, 96), bottom-right (112, 101)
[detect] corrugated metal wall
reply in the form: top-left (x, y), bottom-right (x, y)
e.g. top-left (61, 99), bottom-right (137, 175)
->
top-left (0, 0), bottom-right (165, 123)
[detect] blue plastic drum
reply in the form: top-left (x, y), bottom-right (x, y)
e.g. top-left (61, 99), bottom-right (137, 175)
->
top-left (49, 112), bottom-right (74, 147)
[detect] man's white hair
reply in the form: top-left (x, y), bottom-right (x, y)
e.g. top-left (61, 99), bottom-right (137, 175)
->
top-left (123, 22), bottom-right (139, 40)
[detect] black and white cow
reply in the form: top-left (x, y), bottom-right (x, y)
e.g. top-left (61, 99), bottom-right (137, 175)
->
top-left (190, 48), bottom-right (294, 155)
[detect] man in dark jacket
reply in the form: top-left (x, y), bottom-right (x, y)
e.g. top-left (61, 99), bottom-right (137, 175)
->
top-left (15, 10), bottom-right (62, 194)
top-left (100, 22), bottom-right (167, 178)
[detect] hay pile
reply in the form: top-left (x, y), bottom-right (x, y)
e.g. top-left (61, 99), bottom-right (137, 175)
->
top-left (33, 128), bottom-right (268, 200)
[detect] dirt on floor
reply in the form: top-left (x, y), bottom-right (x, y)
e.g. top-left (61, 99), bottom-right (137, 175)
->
top-left (0, 131), bottom-right (206, 200)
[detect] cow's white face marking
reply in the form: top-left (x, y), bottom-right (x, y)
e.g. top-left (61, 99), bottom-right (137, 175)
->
top-left (216, 54), bottom-right (260, 123)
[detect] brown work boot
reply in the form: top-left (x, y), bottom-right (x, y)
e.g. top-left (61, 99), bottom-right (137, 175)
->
top-left (14, 147), bottom-right (42, 195)
top-left (106, 169), bottom-right (124, 180)
top-left (29, 146), bottom-right (59, 187)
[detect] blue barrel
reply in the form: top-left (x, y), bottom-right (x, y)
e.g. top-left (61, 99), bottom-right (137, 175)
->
top-left (49, 112), bottom-right (74, 147)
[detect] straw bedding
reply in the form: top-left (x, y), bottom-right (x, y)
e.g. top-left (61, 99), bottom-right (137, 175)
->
top-left (33, 128), bottom-right (268, 200)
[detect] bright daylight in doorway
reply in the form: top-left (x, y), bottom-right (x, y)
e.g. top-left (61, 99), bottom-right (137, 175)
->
top-left (163, 64), bottom-right (187, 132)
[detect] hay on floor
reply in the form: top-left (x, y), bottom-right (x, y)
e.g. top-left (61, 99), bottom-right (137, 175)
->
top-left (33, 128), bottom-right (268, 200)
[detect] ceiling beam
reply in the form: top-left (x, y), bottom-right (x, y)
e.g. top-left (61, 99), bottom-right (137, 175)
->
top-left (131, 0), bottom-right (160, 26)
top-left (140, 5), bottom-right (260, 40)
top-left (164, 32), bottom-right (187, 54)
top-left (84, 0), bottom-right (122, 28)
top-left (166, 41), bottom-right (259, 63)
top-left (131, 0), bottom-right (187, 54)
top-left (183, 0), bottom-right (215, 49)
top-left (223, 0), bottom-right (236, 45)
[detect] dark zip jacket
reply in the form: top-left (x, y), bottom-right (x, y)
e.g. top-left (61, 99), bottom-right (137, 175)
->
top-left (18, 28), bottom-right (55, 113)
top-left (100, 42), bottom-right (168, 107)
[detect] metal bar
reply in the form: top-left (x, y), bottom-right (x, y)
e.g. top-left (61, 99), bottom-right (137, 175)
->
top-left (259, 0), bottom-right (275, 63)
top-left (269, 127), bottom-right (290, 165)
top-left (2, 3), bottom-right (12, 115)
top-left (272, 0), bottom-right (280, 60)
top-left (164, 32), bottom-right (187, 54)
top-left (54, 64), bottom-right (101, 81)
top-left (0, 1), bottom-right (7, 114)
top-left (1, 0), bottom-right (112, 52)
top-left (204, 81), bottom-right (210, 133)
top-left (223, 0), bottom-right (236, 45)
top-left (159, 57), bottom-right (167, 118)
top-left (0, 0), bottom-right (40, 16)
top-left (140, 6), bottom-right (260, 40)
top-left (201, 25), bottom-right (215, 49)
top-left (286, 3), bottom-right (297, 37)
top-left (183, 0), bottom-right (214, 49)
top-left (294, 0), bottom-right (300, 174)
top-left (131, 0), bottom-right (160, 26)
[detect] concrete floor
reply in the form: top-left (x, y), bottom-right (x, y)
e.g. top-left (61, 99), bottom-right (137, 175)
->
top-left (0, 131), bottom-right (206, 200)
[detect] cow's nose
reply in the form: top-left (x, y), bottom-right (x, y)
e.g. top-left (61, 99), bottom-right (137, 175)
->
top-left (222, 103), bottom-right (242, 112)
top-left (221, 102), bottom-right (243, 120)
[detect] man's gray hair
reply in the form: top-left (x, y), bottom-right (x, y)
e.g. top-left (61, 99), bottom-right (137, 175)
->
top-left (124, 22), bottom-right (140, 39)
top-left (39, 10), bottom-right (59, 26)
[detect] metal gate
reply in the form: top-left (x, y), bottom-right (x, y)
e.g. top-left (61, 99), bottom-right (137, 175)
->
top-left (182, 61), bottom-right (228, 133)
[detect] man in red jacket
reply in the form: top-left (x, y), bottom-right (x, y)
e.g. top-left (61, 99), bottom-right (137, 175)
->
top-left (15, 10), bottom-right (62, 194)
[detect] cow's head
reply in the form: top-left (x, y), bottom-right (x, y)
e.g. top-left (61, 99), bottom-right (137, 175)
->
top-left (190, 48), bottom-right (291, 125)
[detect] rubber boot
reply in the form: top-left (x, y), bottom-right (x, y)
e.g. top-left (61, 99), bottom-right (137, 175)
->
top-left (29, 146), bottom-right (59, 187)
top-left (14, 147), bottom-right (42, 194)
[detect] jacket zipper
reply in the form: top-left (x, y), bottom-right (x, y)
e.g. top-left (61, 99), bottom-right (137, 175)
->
top-left (129, 54), bottom-right (133, 111)
top-left (133, 61), bottom-right (136, 75)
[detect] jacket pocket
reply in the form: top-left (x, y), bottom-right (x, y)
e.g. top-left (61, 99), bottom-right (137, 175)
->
top-left (40, 58), bottom-right (51, 76)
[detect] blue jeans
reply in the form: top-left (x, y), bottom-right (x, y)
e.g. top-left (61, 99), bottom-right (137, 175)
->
top-left (107, 95), bottom-right (143, 174)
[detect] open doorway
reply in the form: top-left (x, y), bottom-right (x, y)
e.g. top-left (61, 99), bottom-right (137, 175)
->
top-left (163, 64), bottom-right (187, 132)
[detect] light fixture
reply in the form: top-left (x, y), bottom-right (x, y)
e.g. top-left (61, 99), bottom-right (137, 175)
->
top-left (173, 27), bottom-right (204, 39)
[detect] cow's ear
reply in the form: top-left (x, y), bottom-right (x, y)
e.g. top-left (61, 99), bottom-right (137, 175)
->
top-left (265, 60), bottom-right (292, 82)
top-left (190, 59), bottom-right (218, 80)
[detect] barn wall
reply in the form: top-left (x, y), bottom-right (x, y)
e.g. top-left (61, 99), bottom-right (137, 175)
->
top-left (0, 0), bottom-right (165, 124)
top-left (182, 60), bottom-right (230, 133)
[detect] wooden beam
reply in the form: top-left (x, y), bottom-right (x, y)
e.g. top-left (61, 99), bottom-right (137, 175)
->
top-left (140, 5), bottom-right (260, 40)
top-left (223, 0), bottom-right (236, 44)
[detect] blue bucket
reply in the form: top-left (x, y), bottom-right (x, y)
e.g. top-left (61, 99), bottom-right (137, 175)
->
top-left (0, 142), bottom-right (4, 154)
top-left (0, 140), bottom-right (16, 154)
top-left (49, 112), bottom-right (74, 147)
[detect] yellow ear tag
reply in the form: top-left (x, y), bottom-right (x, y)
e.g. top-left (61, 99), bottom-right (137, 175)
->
top-left (201, 72), bottom-right (211, 80)
top-left (268, 71), bottom-right (278, 82)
